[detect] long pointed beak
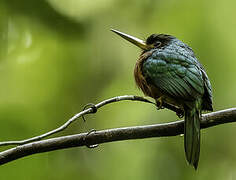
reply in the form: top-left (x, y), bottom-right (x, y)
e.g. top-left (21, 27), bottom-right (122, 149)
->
top-left (111, 29), bottom-right (149, 50)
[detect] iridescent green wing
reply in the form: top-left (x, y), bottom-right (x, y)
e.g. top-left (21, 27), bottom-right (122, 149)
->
top-left (142, 56), bottom-right (205, 101)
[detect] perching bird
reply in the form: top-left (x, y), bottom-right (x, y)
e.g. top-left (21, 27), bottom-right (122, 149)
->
top-left (111, 29), bottom-right (213, 169)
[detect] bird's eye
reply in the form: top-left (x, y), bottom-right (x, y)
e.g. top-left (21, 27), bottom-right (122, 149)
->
top-left (154, 41), bottom-right (161, 47)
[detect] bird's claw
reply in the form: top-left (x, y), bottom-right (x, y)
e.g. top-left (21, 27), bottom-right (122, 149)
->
top-left (176, 110), bottom-right (184, 118)
top-left (156, 97), bottom-right (164, 110)
top-left (156, 105), bottom-right (164, 110)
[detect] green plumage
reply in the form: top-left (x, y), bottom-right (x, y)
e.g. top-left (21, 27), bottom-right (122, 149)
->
top-left (140, 35), bottom-right (213, 169)
top-left (184, 101), bottom-right (201, 169)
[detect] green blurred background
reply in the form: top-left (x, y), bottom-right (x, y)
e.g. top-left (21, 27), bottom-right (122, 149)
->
top-left (0, 0), bottom-right (236, 179)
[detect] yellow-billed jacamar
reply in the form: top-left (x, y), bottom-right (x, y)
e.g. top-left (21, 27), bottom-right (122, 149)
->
top-left (111, 29), bottom-right (213, 169)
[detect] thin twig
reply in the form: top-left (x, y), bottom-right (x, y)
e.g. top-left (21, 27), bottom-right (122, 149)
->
top-left (1, 95), bottom-right (181, 147)
top-left (0, 108), bottom-right (235, 166)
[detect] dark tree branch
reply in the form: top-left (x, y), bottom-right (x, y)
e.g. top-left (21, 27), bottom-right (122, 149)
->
top-left (0, 108), bottom-right (235, 166)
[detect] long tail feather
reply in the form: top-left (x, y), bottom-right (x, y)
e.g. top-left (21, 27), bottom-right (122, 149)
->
top-left (184, 107), bottom-right (201, 169)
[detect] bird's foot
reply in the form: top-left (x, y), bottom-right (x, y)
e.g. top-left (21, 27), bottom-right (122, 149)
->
top-left (176, 109), bottom-right (184, 118)
top-left (155, 96), bottom-right (164, 110)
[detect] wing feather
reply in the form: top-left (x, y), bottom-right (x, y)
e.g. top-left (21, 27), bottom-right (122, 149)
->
top-left (143, 57), bottom-right (204, 101)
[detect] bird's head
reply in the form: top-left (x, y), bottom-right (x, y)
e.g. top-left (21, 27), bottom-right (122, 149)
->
top-left (111, 29), bottom-right (176, 52)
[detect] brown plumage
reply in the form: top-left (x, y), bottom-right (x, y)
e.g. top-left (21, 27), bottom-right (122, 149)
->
top-left (134, 50), bottom-right (174, 107)
top-left (134, 51), bottom-right (154, 97)
top-left (134, 51), bottom-right (160, 99)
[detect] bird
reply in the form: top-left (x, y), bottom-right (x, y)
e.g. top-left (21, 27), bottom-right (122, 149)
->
top-left (111, 29), bottom-right (213, 169)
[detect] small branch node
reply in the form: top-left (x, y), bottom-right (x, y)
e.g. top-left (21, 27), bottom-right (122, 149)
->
top-left (82, 103), bottom-right (98, 122)
top-left (84, 129), bottom-right (99, 149)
